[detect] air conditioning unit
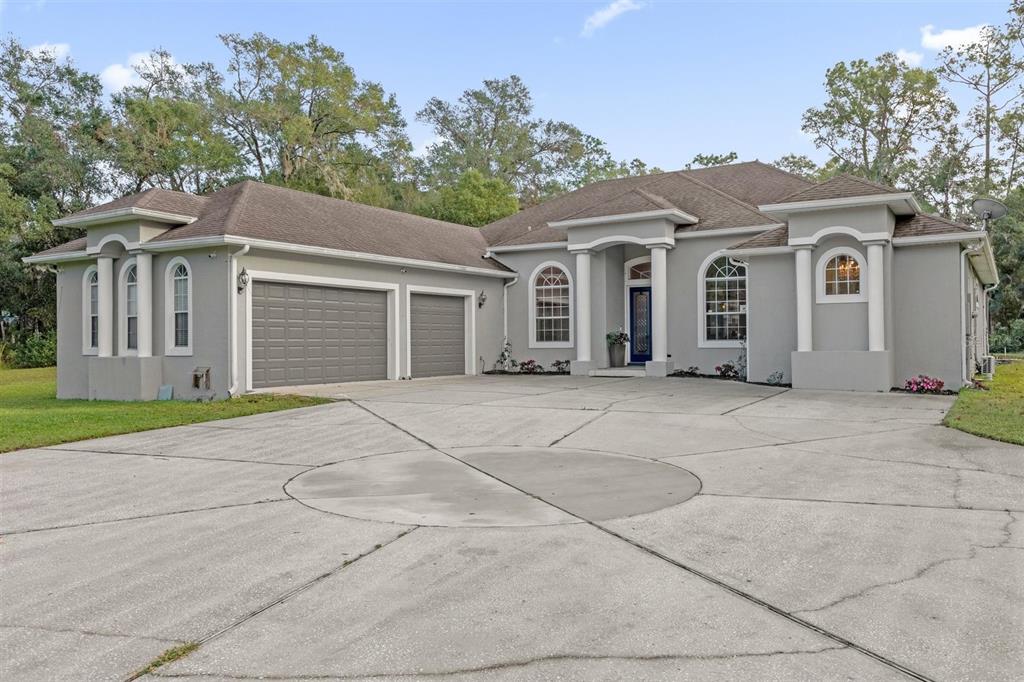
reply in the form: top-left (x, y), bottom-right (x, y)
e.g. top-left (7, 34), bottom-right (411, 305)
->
top-left (980, 355), bottom-right (995, 380)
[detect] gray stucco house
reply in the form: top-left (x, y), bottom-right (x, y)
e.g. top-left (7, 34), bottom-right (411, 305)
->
top-left (26, 162), bottom-right (998, 400)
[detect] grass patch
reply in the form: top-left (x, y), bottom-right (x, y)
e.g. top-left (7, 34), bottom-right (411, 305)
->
top-left (129, 642), bottom-right (200, 679)
top-left (0, 366), bottom-right (330, 453)
top-left (944, 361), bottom-right (1024, 446)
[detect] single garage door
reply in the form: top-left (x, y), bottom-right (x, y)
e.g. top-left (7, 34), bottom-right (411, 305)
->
top-left (251, 281), bottom-right (388, 388)
top-left (410, 293), bottom-right (466, 378)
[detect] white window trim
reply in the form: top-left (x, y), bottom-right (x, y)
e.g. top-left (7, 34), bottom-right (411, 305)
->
top-left (697, 250), bottom-right (748, 348)
top-left (82, 265), bottom-right (99, 355)
top-left (623, 256), bottom-right (651, 361)
top-left (528, 261), bottom-right (574, 349)
top-left (816, 246), bottom-right (867, 304)
top-left (164, 256), bottom-right (194, 356)
top-left (405, 285), bottom-right (476, 378)
top-left (117, 257), bottom-right (139, 356)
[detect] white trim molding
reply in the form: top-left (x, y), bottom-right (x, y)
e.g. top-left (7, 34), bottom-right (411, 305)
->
top-left (760, 193), bottom-right (921, 216)
top-left (81, 265), bottom-right (99, 355)
top-left (697, 250), bottom-right (748, 349)
top-left (623, 255), bottom-right (651, 361)
top-left (789, 225), bottom-right (890, 247)
top-left (405, 285), bottom-right (477, 378)
top-left (816, 246), bottom-right (868, 304)
top-left (244, 270), bottom-right (402, 390)
top-left (485, 241), bottom-right (568, 255)
top-left (54, 206), bottom-right (198, 227)
top-left (23, 249), bottom-right (91, 265)
top-left (164, 256), bottom-right (194, 357)
top-left (87, 233), bottom-right (140, 256)
top-left (674, 224), bottom-right (784, 240)
top-left (528, 261), bottom-right (574, 349)
top-left (117, 257), bottom-right (139, 356)
top-left (549, 208), bottom-right (698, 230)
top-left (567, 235), bottom-right (675, 253)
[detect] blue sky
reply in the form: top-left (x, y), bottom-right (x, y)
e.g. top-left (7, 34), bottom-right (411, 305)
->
top-left (1, 1), bottom-right (1011, 169)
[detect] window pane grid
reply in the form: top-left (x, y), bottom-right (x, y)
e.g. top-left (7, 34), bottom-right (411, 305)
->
top-left (824, 254), bottom-right (861, 296)
top-left (172, 262), bottom-right (190, 348)
top-left (126, 265), bottom-right (138, 350)
top-left (88, 272), bottom-right (99, 348)
top-left (534, 266), bottom-right (570, 343)
top-left (703, 257), bottom-right (747, 342)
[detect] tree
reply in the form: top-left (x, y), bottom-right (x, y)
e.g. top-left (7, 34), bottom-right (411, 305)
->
top-left (212, 33), bottom-right (413, 200)
top-left (109, 50), bottom-right (244, 194)
top-left (771, 154), bottom-right (824, 181)
top-left (801, 52), bottom-right (958, 187)
top-left (0, 38), bottom-right (109, 344)
top-left (416, 169), bottom-right (518, 227)
top-left (416, 75), bottom-right (618, 205)
top-left (686, 151), bottom-right (738, 169)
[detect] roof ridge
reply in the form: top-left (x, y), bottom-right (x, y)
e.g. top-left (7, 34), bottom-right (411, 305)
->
top-left (745, 159), bottom-right (816, 187)
top-left (221, 180), bottom-right (255, 235)
top-left (551, 174), bottom-right (672, 223)
top-left (633, 187), bottom-right (677, 210)
top-left (671, 171), bottom-right (780, 224)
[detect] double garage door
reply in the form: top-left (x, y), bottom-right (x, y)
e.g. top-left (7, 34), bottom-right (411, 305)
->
top-left (251, 282), bottom-right (465, 388)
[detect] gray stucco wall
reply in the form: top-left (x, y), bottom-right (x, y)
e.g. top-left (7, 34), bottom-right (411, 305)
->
top-left (892, 243), bottom-right (963, 388)
top-left (745, 253), bottom-right (796, 383)
top-left (811, 235), bottom-right (869, 351)
top-left (787, 205), bottom-right (893, 241)
top-left (237, 249), bottom-right (508, 382)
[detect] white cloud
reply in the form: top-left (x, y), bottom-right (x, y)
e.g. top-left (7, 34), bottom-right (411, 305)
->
top-left (100, 51), bottom-right (173, 93)
top-left (412, 134), bottom-right (443, 158)
top-left (920, 23), bottom-right (988, 50)
top-left (29, 42), bottom-right (70, 59)
top-left (581, 0), bottom-right (645, 38)
top-left (895, 48), bottom-right (923, 67)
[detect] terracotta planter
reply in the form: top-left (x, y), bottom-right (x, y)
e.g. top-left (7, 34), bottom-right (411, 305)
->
top-left (608, 343), bottom-right (626, 367)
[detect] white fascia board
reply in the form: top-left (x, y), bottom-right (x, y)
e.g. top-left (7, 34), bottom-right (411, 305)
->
top-left (759, 193), bottom-right (921, 216)
top-left (52, 207), bottom-right (199, 227)
top-left (22, 250), bottom-right (91, 264)
top-left (722, 245), bottom-right (793, 257)
top-left (674, 224), bottom-right (783, 240)
top-left (142, 235), bottom-right (517, 279)
top-left (548, 208), bottom-right (699, 230)
top-left (485, 241), bottom-right (568, 255)
top-left (891, 231), bottom-right (985, 246)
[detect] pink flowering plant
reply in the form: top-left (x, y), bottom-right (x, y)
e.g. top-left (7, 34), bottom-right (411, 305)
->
top-left (518, 359), bottom-right (543, 374)
top-left (904, 375), bottom-right (945, 394)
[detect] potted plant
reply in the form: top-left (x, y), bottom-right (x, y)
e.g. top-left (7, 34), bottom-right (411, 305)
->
top-left (606, 328), bottom-right (629, 367)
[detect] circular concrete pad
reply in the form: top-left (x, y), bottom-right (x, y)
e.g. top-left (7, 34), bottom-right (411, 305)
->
top-left (286, 447), bottom-right (699, 527)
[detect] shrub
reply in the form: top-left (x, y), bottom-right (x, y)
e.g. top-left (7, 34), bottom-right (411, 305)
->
top-left (518, 359), bottom-right (543, 374)
top-left (904, 375), bottom-right (945, 394)
top-left (7, 331), bottom-right (57, 369)
top-left (683, 366), bottom-right (700, 376)
top-left (606, 328), bottom-right (629, 345)
top-left (551, 359), bottom-right (570, 373)
top-left (766, 370), bottom-right (785, 385)
top-left (715, 361), bottom-right (739, 379)
top-left (991, 319), bottom-right (1024, 353)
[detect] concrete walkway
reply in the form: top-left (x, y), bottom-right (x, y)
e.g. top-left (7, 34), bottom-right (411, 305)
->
top-left (2, 376), bottom-right (1021, 681)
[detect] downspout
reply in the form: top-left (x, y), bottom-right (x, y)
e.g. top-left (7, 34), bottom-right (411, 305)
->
top-left (960, 244), bottom-right (983, 386)
top-left (982, 281), bottom-right (999, 358)
top-left (503, 275), bottom-right (519, 347)
top-left (227, 244), bottom-right (250, 396)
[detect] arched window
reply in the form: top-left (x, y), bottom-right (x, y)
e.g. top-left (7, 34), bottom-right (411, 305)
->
top-left (83, 266), bottom-right (99, 354)
top-left (165, 257), bottom-right (193, 355)
top-left (700, 255), bottom-right (747, 346)
top-left (122, 263), bottom-right (139, 352)
top-left (816, 247), bottom-right (866, 303)
top-left (530, 263), bottom-right (573, 347)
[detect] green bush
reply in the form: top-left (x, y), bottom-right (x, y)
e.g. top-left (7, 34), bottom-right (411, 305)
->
top-left (991, 319), bottom-right (1024, 354)
top-left (7, 331), bottom-right (57, 369)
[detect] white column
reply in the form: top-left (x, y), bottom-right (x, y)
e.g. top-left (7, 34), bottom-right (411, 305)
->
top-left (96, 256), bottom-right (114, 357)
top-left (795, 246), bottom-right (813, 352)
top-left (649, 245), bottom-right (669, 363)
top-left (867, 242), bottom-right (885, 352)
top-left (575, 250), bottom-right (592, 363)
top-left (135, 252), bottom-right (153, 357)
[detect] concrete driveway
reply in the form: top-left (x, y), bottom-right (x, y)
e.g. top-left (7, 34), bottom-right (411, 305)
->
top-left (2, 376), bottom-right (1022, 681)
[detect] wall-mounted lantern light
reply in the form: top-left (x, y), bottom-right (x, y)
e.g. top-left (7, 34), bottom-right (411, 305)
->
top-left (478, 290), bottom-right (487, 308)
top-left (236, 267), bottom-right (250, 293)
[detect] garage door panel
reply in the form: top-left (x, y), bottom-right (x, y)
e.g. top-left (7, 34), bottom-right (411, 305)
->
top-left (251, 281), bottom-right (388, 388)
top-left (410, 294), bottom-right (466, 378)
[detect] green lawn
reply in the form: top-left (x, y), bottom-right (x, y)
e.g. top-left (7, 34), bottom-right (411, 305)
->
top-left (944, 361), bottom-right (1024, 446)
top-left (0, 367), bottom-right (330, 453)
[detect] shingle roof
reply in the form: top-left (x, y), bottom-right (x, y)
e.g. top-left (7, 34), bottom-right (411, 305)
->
top-left (37, 181), bottom-right (509, 272)
top-left (726, 213), bottom-right (978, 252)
top-left (774, 174), bottom-right (901, 204)
top-left (482, 161), bottom-right (800, 248)
top-left (62, 187), bottom-right (208, 221)
top-left (31, 237), bottom-right (88, 258)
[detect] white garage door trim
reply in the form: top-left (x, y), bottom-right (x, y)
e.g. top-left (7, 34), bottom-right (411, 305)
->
top-left (245, 270), bottom-right (400, 390)
top-left (405, 285), bottom-right (476, 377)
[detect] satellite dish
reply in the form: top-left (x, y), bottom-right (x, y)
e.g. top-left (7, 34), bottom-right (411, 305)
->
top-left (972, 197), bottom-right (1008, 228)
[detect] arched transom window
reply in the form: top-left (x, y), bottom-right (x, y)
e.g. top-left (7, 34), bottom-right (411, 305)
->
top-left (83, 267), bottom-right (99, 353)
top-left (824, 254), bottom-right (860, 295)
top-left (533, 264), bottom-right (571, 345)
top-left (702, 256), bottom-right (747, 344)
top-left (166, 257), bottom-right (193, 355)
top-left (172, 263), bottom-right (190, 347)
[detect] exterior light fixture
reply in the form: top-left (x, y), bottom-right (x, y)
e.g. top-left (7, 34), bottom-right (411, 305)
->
top-left (236, 267), bottom-right (250, 293)
top-left (478, 290), bottom-right (487, 308)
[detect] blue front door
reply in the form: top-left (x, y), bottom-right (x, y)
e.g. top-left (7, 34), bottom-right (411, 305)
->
top-left (629, 286), bottom-right (652, 364)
